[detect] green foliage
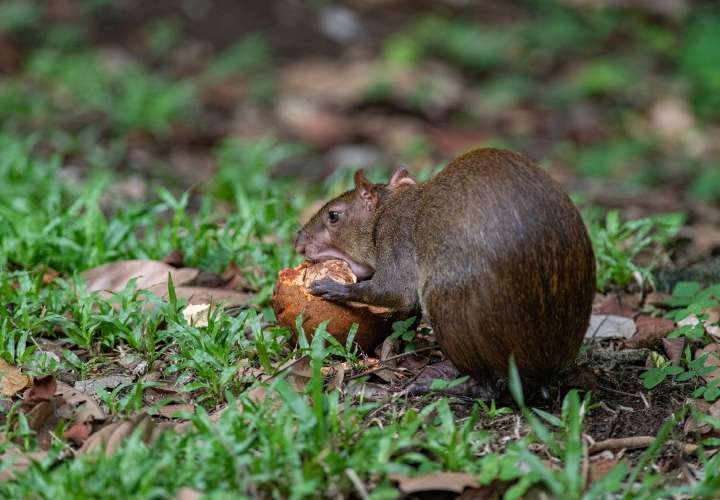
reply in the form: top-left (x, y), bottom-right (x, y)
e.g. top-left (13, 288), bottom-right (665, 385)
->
top-left (0, 49), bottom-right (194, 137)
top-left (0, 0), bottom-right (42, 33)
top-left (587, 210), bottom-right (683, 290)
top-left (207, 33), bottom-right (277, 103)
top-left (387, 316), bottom-right (418, 351)
top-left (681, 13), bottom-right (720, 119)
top-left (641, 282), bottom-right (720, 401)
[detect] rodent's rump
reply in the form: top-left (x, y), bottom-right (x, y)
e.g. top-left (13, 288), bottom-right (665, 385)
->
top-left (296, 147), bottom-right (596, 384)
top-left (414, 149), bottom-right (595, 381)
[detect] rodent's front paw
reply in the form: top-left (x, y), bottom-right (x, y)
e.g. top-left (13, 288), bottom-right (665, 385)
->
top-left (309, 277), bottom-right (349, 302)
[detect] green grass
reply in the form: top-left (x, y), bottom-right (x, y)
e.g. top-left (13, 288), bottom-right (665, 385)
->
top-left (1, 1), bottom-right (720, 496)
top-left (0, 125), bottom-right (710, 498)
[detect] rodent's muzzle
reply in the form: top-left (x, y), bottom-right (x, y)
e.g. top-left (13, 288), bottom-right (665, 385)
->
top-left (294, 231), bottom-right (308, 256)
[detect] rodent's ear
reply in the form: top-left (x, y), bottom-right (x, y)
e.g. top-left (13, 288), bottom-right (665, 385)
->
top-left (388, 167), bottom-right (416, 189)
top-left (354, 169), bottom-right (378, 210)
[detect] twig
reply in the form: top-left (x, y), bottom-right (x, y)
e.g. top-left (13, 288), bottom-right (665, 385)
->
top-left (596, 384), bottom-right (645, 399)
top-left (345, 468), bottom-right (370, 500)
top-left (382, 344), bottom-right (438, 362)
top-left (589, 436), bottom-right (698, 455)
top-left (346, 344), bottom-right (437, 382)
top-left (589, 436), bottom-right (656, 454)
top-left (346, 364), bottom-right (406, 381)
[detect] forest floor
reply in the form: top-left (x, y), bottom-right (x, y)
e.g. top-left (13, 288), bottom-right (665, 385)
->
top-left (1, 1), bottom-right (720, 498)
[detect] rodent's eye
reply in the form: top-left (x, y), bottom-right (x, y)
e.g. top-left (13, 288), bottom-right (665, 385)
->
top-left (328, 210), bottom-right (340, 224)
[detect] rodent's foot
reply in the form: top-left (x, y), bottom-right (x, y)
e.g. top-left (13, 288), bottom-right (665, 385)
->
top-left (309, 277), bottom-right (349, 302)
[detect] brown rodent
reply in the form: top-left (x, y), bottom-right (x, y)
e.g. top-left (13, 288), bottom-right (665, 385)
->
top-left (295, 148), bottom-right (596, 384)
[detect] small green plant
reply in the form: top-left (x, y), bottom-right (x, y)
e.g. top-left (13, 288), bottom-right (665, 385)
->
top-left (387, 316), bottom-right (418, 351)
top-left (587, 209), bottom-right (683, 290)
top-left (641, 281), bottom-right (720, 400)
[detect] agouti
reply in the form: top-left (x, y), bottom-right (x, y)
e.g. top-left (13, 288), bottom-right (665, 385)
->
top-left (295, 148), bottom-right (596, 385)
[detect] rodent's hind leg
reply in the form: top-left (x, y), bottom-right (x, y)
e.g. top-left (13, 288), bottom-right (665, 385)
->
top-left (405, 360), bottom-right (505, 401)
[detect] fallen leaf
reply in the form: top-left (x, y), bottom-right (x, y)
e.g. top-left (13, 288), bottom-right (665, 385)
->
top-left (346, 380), bottom-right (394, 402)
top-left (649, 96), bottom-right (696, 143)
top-left (25, 401), bottom-right (57, 432)
top-left (182, 303), bottom-right (211, 327)
top-left (83, 260), bottom-right (199, 293)
top-left (22, 375), bottom-right (57, 407)
top-left (42, 268), bottom-right (60, 285)
top-left (74, 374), bottom-right (132, 395)
top-left (148, 284), bottom-right (252, 307)
top-left (275, 96), bottom-right (356, 147)
top-left (0, 359), bottom-right (30, 397)
top-left (78, 413), bottom-right (155, 457)
top-left (56, 382), bottom-right (106, 424)
top-left (684, 399), bottom-right (720, 437)
top-left (405, 361), bottom-right (497, 399)
top-left (593, 294), bottom-right (639, 317)
top-left (154, 404), bottom-right (196, 420)
top-left (64, 422), bottom-right (92, 445)
top-left (586, 315), bottom-right (637, 340)
top-left (663, 338), bottom-right (686, 366)
top-left (0, 449), bottom-right (48, 481)
top-left (375, 337), bottom-right (402, 383)
top-left (162, 250), bottom-right (185, 268)
top-left (644, 292), bottom-right (672, 307)
top-left (588, 453), bottom-right (620, 483)
top-left (390, 472), bottom-right (479, 493)
top-left (286, 356), bottom-right (312, 394)
top-left (325, 362), bottom-right (346, 392)
top-left (623, 315), bottom-right (676, 349)
top-left (696, 344), bottom-right (720, 385)
top-left (176, 487), bottom-right (203, 500)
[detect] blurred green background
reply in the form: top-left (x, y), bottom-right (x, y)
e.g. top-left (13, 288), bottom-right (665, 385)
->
top-left (0, 0), bottom-right (719, 289)
top-left (1, 0), bottom-right (718, 199)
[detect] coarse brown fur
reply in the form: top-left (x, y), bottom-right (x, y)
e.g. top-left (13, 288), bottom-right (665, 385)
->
top-left (296, 148), bottom-right (596, 384)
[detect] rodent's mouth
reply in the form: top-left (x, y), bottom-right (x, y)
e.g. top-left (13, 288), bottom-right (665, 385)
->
top-left (304, 248), bottom-right (374, 280)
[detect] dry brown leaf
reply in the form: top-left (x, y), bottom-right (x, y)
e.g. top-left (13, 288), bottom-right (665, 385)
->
top-left (155, 404), bottom-right (196, 420)
top-left (182, 303), bottom-right (211, 327)
top-left (0, 359), bottom-right (30, 397)
top-left (684, 399), bottom-right (720, 436)
top-left (84, 259), bottom-right (199, 293)
top-left (56, 382), bottom-right (106, 424)
top-left (390, 472), bottom-right (479, 494)
top-left (162, 250), bottom-right (185, 268)
top-left (696, 344), bottom-right (720, 385)
top-left (0, 449), bottom-right (48, 481)
top-left (623, 315), bottom-right (676, 349)
top-left (588, 453), bottom-right (620, 483)
top-left (375, 337), bottom-right (402, 383)
top-left (663, 338), bottom-right (686, 366)
top-left (592, 293), bottom-right (638, 318)
top-left (64, 422), bottom-right (92, 445)
top-left (346, 380), bottom-right (393, 402)
top-left (22, 375), bottom-right (57, 406)
top-left (74, 374), bottom-right (132, 396)
top-left (42, 268), bottom-right (60, 285)
top-left (324, 362), bottom-right (347, 392)
top-left (78, 413), bottom-right (155, 457)
top-left (148, 284), bottom-right (252, 307)
top-left (25, 401), bottom-right (57, 433)
top-left (176, 487), bottom-right (203, 500)
top-left (286, 356), bottom-right (312, 394)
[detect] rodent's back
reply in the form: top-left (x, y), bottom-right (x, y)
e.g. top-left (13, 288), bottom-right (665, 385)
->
top-left (415, 148), bottom-right (595, 381)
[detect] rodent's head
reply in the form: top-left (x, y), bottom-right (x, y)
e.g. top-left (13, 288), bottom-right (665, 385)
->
top-left (295, 167), bottom-right (416, 280)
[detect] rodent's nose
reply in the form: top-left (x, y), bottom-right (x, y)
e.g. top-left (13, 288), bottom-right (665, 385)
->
top-left (294, 232), bottom-right (307, 255)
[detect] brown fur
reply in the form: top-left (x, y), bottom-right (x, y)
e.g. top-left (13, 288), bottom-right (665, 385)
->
top-left (296, 148), bottom-right (596, 383)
